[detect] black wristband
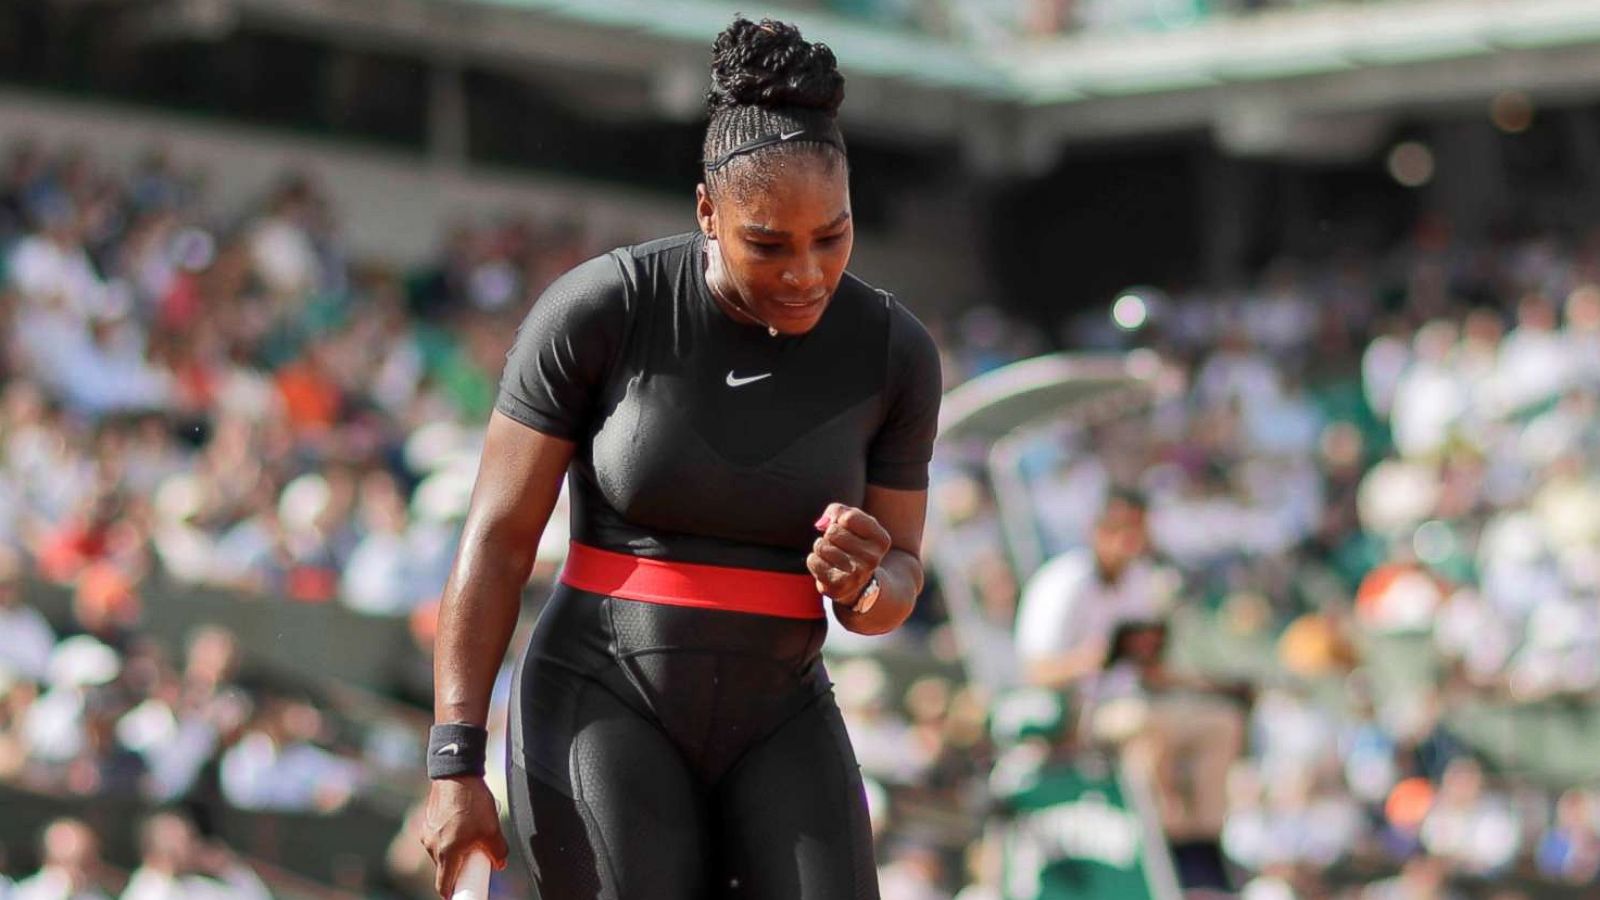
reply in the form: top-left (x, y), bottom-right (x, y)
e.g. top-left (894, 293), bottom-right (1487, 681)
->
top-left (427, 723), bottom-right (489, 779)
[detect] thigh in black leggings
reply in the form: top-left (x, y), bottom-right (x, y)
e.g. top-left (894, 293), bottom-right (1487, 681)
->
top-left (505, 585), bottom-right (879, 900)
top-left (714, 690), bottom-right (879, 900)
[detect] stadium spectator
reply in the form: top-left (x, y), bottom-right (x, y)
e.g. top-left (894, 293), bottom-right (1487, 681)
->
top-left (9, 817), bottom-right (115, 900)
top-left (1565, 283), bottom-right (1600, 388)
top-left (134, 626), bottom-right (253, 804)
top-left (1496, 292), bottom-right (1569, 416)
top-left (878, 838), bottom-right (953, 900)
top-left (23, 635), bottom-right (121, 777)
top-left (340, 468), bottom-right (426, 614)
top-left (1015, 490), bottom-right (1244, 840)
top-left (0, 547), bottom-right (54, 684)
top-left (247, 178), bottom-right (321, 302)
top-left (1389, 320), bottom-right (1464, 461)
top-left (218, 697), bottom-right (362, 813)
top-left (1360, 854), bottom-right (1464, 900)
top-left (0, 670), bottom-right (31, 780)
top-left (120, 811), bottom-right (270, 900)
top-left (1419, 758), bottom-right (1522, 878)
top-left (1535, 788), bottom-right (1600, 884)
top-left (64, 688), bottom-right (148, 798)
top-left (1015, 490), bottom-right (1175, 696)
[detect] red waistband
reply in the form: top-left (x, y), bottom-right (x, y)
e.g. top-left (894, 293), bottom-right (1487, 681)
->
top-left (558, 542), bottom-right (824, 620)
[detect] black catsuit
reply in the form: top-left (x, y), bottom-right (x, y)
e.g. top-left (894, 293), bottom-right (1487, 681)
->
top-left (493, 232), bottom-right (942, 900)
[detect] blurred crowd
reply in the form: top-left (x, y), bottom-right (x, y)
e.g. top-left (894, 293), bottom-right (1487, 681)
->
top-left (0, 142), bottom-right (590, 616)
top-left (0, 141), bottom-right (607, 895)
top-left (896, 217), bottom-right (1600, 898)
top-left (0, 811), bottom-right (271, 900)
top-left (812, 0), bottom-right (1396, 43)
top-left (6, 132), bottom-right (1600, 900)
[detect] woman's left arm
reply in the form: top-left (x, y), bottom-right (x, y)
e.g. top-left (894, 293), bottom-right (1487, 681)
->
top-left (807, 485), bottom-right (927, 636)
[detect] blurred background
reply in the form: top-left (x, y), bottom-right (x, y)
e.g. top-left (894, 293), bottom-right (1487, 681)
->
top-left (3, 0), bottom-right (1600, 898)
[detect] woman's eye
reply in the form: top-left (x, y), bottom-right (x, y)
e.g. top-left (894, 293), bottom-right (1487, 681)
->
top-left (747, 241), bottom-right (783, 255)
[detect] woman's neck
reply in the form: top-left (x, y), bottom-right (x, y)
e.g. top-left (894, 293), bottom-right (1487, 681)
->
top-left (703, 240), bottom-right (774, 333)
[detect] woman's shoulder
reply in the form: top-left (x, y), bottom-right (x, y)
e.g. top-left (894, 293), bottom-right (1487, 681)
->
top-left (545, 232), bottom-right (697, 295)
top-left (838, 271), bottom-right (938, 364)
top-left (520, 232), bottom-right (701, 342)
top-left (838, 271), bottom-right (922, 325)
top-left (619, 231), bottom-right (699, 262)
top-left (541, 247), bottom-right (629, 304)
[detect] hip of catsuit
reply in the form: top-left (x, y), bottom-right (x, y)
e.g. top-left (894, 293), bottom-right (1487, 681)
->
top-left (510, 581), bottom-right (833, 787)
top-left (503, 550), bottom-right (881, 900)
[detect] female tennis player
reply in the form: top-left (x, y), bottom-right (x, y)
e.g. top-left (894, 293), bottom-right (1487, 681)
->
top-left (420, 15), bottom-right (941, 899)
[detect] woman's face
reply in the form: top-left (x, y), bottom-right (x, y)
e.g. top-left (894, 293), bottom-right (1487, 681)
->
top-left (697, 155), bottom-right (853, 336)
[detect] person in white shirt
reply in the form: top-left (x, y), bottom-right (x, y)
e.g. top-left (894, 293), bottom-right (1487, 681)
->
top-left (1015, 491), bottom-right (1172, 695)
top-left (877, 839), bottom-right (952, 900)
top-left (6, 202), bottom-right (103, 320)
top-left (1497, 293), bottom-right (1572, 416)
top-left (1362, 317), bottom-right (1413, 422)
top-left (11, 818), bottom-right (113, 900)
top-left (218, 697), bottom-right (361, 813)
top-left (1014, 491), bottom-right (1244, 841)
top-left (1194, 329), bottom-right (1282, 422)
top-left (1563, 283), bottom-right (1600, 389)
top-left (119, 813), bottom-right (269, 900)
top-left (1418, 758), bottom-right (1522, 878)
top-left (0, 547), bottom-right (55, 683)
top-left (1390, 320), bottom-right (1467, 461)
top-left (339, 469), bottom-right (420, 615)
top-left (248, 183), bottom-right (320, 300)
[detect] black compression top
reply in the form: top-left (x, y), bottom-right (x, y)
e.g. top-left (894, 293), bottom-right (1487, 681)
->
top-left (494, 231), bottom-right (942, 575)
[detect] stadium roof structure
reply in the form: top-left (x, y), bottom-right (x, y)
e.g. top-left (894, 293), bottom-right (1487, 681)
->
top-left (475, 0), bottom-right (1010, 95)
top-left (935, 350), bottom-right (1177, 445)
top-left (184, 0), bottom-right (1600, 170)
top-left (481, 0), bottom-right (1600, 99)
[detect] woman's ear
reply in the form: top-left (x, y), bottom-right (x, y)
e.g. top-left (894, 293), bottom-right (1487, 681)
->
top-left (695, 183), bottom-right (716, 240)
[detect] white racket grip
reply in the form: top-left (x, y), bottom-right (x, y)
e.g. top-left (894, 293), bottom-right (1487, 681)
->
top-left (450, 850), bottom-right (492, 900)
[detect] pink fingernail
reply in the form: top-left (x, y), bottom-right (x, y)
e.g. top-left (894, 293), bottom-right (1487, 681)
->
top-left (814, 515), bottom-right (831, 531)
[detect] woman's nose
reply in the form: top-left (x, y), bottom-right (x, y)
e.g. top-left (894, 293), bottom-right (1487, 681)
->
top-left (783, 257), bottom-right (823, 291)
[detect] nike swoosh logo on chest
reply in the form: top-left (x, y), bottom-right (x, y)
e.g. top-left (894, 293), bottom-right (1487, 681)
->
top-left (725, 371), bottom-right (773, 387)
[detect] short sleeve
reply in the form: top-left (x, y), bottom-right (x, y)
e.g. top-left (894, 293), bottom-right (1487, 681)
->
top-left (867, 301), bottom-right (942, 490)
top-left (494, 253), bottom-right (627, 440)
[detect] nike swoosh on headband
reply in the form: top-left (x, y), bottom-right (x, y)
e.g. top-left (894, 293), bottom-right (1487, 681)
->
top-left (703, 128), bottom-right (845, 172)
top-left (726, 371), bottom-right (773, 387)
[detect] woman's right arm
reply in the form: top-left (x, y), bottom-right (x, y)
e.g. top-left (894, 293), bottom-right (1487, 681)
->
top-left (421, 410), bottom-right (575, 898)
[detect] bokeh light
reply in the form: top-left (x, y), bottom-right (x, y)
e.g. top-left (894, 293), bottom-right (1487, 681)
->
top-left (1490, 91), bottom-right (1535, 134)
top-left (1112, 292), bottom-right (1149, 331)
top-left (1387, 141), bottom-right (1435, 188)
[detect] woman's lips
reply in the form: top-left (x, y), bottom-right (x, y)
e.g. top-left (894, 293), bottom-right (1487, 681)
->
top-left (769, 294), bottom-right (828, 316)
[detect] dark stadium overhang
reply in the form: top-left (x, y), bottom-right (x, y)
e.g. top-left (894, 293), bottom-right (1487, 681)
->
top-left (107, 0), bottom-right (1600, 173)
top-left (137, 0), bottom-right (1011, 150)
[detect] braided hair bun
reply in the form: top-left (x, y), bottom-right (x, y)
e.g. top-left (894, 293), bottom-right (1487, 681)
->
top-left (706, 17), bottom-right (844, 117)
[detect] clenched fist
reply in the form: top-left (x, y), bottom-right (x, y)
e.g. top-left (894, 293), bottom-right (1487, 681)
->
top-left (807, 502), bottom-right (891, 604)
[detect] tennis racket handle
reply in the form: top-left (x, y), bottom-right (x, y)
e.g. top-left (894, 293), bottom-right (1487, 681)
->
top-left (450, 851), bottom-right (492, 900)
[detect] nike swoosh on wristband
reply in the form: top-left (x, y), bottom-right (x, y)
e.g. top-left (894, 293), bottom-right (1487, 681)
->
top-left (435, 742), bottom-right (463, 756)
top-left (725, 371), bottom-right (773, 387)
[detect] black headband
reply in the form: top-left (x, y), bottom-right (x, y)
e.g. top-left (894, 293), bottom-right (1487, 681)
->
top-left (702, 127), bottom-right (845, 173)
